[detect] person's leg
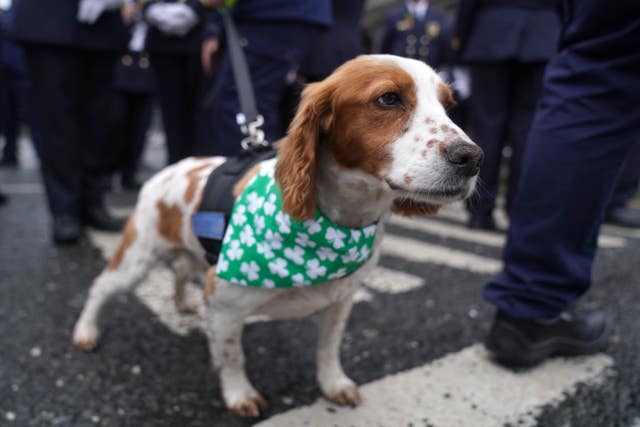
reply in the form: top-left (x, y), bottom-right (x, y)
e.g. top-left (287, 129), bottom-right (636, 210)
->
top-left (465, 62), bottom-right (511, 229)
top-left (1, 68), bottom-right (20, 165)
top-left (152, 54), bottom-right (193, 164)
top-left (503, 62), bottom-right (546, 216)
top-left (121, 93), bottom-right (153, 186)
top-left (605, 143), bottom-right (640, 227)
top-left (78, 50), bottom-right (124, 230)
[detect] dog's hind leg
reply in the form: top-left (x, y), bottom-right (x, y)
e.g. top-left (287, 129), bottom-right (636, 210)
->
top-left (72, 214), bottom-right (156, 351)
top-left (171, 253), bottom-right (204, 314)
top-left (316, 296), bottom-right (362, 407)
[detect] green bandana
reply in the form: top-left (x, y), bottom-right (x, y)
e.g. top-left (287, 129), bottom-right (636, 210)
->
top-left (216, 158), bottom-right (377, 288)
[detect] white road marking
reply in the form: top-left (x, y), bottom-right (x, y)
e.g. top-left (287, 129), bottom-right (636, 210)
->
top-left (2, 183), bottom-right (44, 194)
top-left (256, 344), bottom-right (614, 427)
top-left (389, 215), bottom-right (627, 248)
top-left (382, 234), bottom-right (502, 274)
top-left (364, 266), bottom-right (425, 293)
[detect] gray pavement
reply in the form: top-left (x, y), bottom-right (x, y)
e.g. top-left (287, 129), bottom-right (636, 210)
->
top-left (1, 136), bottom-right (639, 427)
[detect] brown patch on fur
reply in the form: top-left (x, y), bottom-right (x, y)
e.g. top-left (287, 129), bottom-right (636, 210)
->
top-left (438, 142), bottom-right (449, 153)
top-left (430, 127), bottom-right (439, 134)
top-left (156, 200), bottom-right (183, 244)
top-left (424, 117), bottom-right (435, 124)
top-left (108, 212), bottom-right (137, 270)
top-left (438, 82), bottom-right (457, 110)
top-left (427, 139), bottom-right (438, 148)
top-left (229, 395), bottom-right (268, 418)
top-left (203, 267), bottom-right (217, 301)
top-left (276, 57), bottom-right (417, 220)
top-left (403, 175), bottom-right (413, 184)
top-left (413, 135), bottom-right (421, 142)
top-left (232, 163), bottom-right (262, 198)
top-left (326, 384), bottom-right (362, 407)
top-left (184, 163), bottom-right (215, 204)
top-left (392, 199), bottom-right (441, 216)
top-left (225, 337), bottom-right (237, 345)
top-left (421, 149), bottom-right (428, 157)
top-left (440, 124), bottom-right (450, 133)
top-left (160, 173), bottom-right (174, 186)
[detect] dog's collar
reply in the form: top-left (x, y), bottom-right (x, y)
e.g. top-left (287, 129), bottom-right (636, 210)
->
top-left (216, 158), bottom-right (377, 289)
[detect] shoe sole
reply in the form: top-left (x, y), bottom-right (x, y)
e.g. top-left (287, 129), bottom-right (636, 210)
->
top-left (485, 323), bottom-right (610, 367)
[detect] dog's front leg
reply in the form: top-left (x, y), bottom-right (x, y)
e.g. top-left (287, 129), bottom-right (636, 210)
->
top-left (205, 285), bottom-right (271, 418)
top-left (316, 296), bottom-right (362, 407)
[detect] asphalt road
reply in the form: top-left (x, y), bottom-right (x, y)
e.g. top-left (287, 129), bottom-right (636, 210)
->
top-left (1, 148), bottom-right (639, 427)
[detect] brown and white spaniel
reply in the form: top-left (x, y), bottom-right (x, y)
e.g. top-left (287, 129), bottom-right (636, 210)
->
top-left (72, 55), bottom-right (483, 418)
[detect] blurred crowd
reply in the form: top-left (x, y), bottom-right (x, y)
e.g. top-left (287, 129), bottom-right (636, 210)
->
top-left (0, 0), bottom-right (638, 242)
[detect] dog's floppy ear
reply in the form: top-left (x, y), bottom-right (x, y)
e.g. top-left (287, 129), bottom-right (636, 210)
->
top-left (438, 82), bottom-right (457, 111)
top-left (275, 80), bottom-right (334, 221)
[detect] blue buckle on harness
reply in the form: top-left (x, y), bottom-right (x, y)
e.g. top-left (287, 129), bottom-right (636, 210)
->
top-left (192, 212), bottom-right (226, 240)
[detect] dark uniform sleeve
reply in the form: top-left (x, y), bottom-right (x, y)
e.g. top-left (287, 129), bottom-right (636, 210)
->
top-left (453, 0), bottom-right (479, 57)
top-left (379, 12), bottom-right (398, 54)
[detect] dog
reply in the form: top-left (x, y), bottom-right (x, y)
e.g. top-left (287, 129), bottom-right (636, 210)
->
top-left (72, 54), bottom-right (483, 418)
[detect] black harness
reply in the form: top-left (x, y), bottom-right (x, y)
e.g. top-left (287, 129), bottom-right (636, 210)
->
top-left (193, 147), bottom-right (276, 265)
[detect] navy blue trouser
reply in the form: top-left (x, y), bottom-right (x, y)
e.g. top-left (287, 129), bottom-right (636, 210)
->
top-left (483, 0), bottom-right (640, 319)
top-left (206, 21), bottom-right (319, 156)
top-left (608, 144), bottom-right (640, 210)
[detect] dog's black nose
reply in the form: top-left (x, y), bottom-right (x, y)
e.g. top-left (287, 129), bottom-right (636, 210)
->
top-left (444, 140), bottom-right (484, 177)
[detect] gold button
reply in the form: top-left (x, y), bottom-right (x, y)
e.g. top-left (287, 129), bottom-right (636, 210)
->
top-left (406, 46), bottom-right (416, 56)
top-left (419, 47), bottom-right (429, 56)
top-left (407, 34), bottom-right (417, 44)
top-left (139, 57), bottom-right (150, 69)
top-left (420, 35), bottom-right (429, 44)
top-left (122, 55), bottom-right (133, 66)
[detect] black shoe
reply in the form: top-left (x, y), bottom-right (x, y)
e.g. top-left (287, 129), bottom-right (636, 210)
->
top-left (485, 309), bottom-right (609, 367)
top-left (53, 216), bottom-right (83, 245)
top-left (0, 157), bottom-right (18, 167)
top-left (83, 206), bottom-right (126, 232)
top-left (605, 206), bottom-right (640, 228)
top-left (468, 215), bottom-right (496, 231)
top-left (0, 191), bottom-right (8, 206)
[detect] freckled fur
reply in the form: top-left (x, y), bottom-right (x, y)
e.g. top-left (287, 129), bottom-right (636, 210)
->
top-left (71, 55), bottom-right (480, 418)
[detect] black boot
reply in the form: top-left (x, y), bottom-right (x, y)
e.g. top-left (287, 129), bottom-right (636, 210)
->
top-left (52, 215), bottom-right (83, 245)
top-left (83, 206), bottom-right (126, 232)
top-left (468, 214), bottom-right (496, 231)
top-left (485, 308), bottom-right (609, 367)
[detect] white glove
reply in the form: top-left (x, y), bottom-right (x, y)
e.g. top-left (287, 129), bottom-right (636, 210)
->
top-left (77, 0), bottom-right (125, 24)
top-left (145, 3), bottom-right (198, 36)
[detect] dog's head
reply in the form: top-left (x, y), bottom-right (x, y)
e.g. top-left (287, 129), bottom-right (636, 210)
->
top-left (276, 54), bottom-right (483, 220)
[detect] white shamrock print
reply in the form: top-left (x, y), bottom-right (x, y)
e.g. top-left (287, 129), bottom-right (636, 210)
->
top-left (217, 254), bottom-right (229, 273)
top-left (262, 278), bottom-right (275, 288)
top-left (263, 194), bottom-right (277, 216)
top-left (341, 247), bottom-right (359, 264)
top-left (247, 192), bottom-right (265, 213)
top-left (350, 230), bottom-right (361, 242)
top-left (359, 245), bottom-right (371, 262)
top-left (265, 229), bottom-right (283, 250)
top-left (363, 224), bottom-right (376, 237)
top-left (256, 241), bottom-right (275, 259)
top-left (268, 258), bottom-right (289, 278)
top-left (227, 241), bottom-right (244, 261)
top-left (326, 227), bottom-right (346, 249)
top-left (303, 218), bottom-right (322, 235)
top-left (240, 225), bottom-right (256, 247)
top-left (276, 212), bottom-right (291, 234)
top-left (317, 247), bottom-right (338, 262)
top-left (284, 245), bottom-right (305, 265)
top-left (292, 273), bottom-right (310, 287)
top-left (328, 267), bottom-right (347, 280)
top-left (233, 205), bottom-right (247, 226)
top-left (240, 261), bottom-right (260, 281)
top-left (306, 259), bottom-right (327, 279)
top-left (253, 214), bottom-right (266, 235)
top-left (222, 228), bottom-right (232, 244)
top-left (295, 232), bottom-right (316, 248)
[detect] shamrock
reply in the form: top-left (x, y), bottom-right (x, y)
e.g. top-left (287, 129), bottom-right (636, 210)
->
top-left (227, 241), bottom-right (244, 261)
top-left (292, 273), bottom-right (310, 287)
top-left (240, 224), bottom-right (256, 247)
top-left (284, 245), bottom-right (305, 265)
top-left (295, 232), bottom-right (316, 248)
top-left (328, 267), bottom-right (348, 280)
top-left (317, 247), bottom-right (338, 262)
top-left (217, 254), bottom-right (229, 273)
top-left (363, 224), bottom-right (376, 237)
top-left (256, 241), bottom-right (275, 259)
top-left (263, 194), bottom-right (277, 216)
top-left (276, 211), bottom-right (291, 234)
top-left (306, 259), bottom-right (327, 279)
top-left (265, 229), bottom-right (283, 250)
top-left (240, 261), bottom-right (260, 281)
top-left (253, 214), bottom-right (266, 235)
top-left (303, 218), bottom-right (322, 235)
top-left (341, 247), bottom-right (360, 264)
top-left (326, 227), bottom-right (346, 249)
top-left (268, 258), bottom-right (289, 278)
top-left (233, 204), bottom-right (247, 226)
top-left (247, 192), bottom-right (265, 213)
top-left (262, 278), bottom-right (275, 288)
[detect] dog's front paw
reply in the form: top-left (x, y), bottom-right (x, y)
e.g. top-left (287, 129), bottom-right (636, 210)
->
top-left (227, 394), bottom-right (268, 418)
top-left (72, 322), bottom-right (100, 352)
top-left (323, 380), bottom-right (362, 407)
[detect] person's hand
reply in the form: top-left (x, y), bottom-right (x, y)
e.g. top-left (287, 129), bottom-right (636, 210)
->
top-left (77, 0), bottom-right (124, 24)
top-left (201, 36), bottom-right (220, 76)
top-left (145, 3), bottom-right (198, 36)
top-left (121, 3), bottom-right (138, 26)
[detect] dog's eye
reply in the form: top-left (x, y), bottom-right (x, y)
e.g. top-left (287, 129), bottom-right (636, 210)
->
top-left (376, 92), bottom-right (403, 107)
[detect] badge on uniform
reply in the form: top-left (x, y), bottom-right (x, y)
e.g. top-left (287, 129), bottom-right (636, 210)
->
top-left (427, 21), bottom-right (441, 38)
top-left (396, 15), bottom-right (414, 31)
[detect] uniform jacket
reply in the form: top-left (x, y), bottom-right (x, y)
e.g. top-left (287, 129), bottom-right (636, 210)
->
top-left (9, 0), bottom-right (128, 51)
top-left (454, 0), bottom-right (560, 63)
top-left (300, 0), bottom-right (365, 79)
top-left (380, 4), bottom-right (453, 69)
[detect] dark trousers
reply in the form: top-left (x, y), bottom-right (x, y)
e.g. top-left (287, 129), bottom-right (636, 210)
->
top-left (483, 0), bottom-right (640, 319)
top-left (24, 45), bottom-right (117, 218)
top-left (1, 67), bottom-right (28, 162)
top-left (109, 91), bottom-right (153, 178)
top-left (207, 21), bottom-right (318, 156)
top-left (152, 53), bottom-right (209, 164)
top-left (608, 143), bottom-right (640, 210)
top-left (466, 62), bottom-right (546, 218)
